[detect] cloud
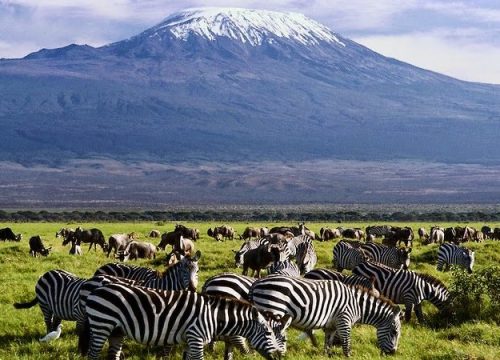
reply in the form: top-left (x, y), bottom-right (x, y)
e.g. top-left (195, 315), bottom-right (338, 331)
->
top-left (356, 30), bottom-right (500, 84)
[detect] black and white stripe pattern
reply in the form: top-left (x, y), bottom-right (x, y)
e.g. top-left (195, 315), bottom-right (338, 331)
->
top-left (352, 261), bottom-right (450, 322)
top-left (366, 225), bottom-right (393, 238)
top-left (304, 268), bottom-right (380, 297)
top-left (234, 238), bottom-right (269, 267)
top-left (14, 270), bottom-right (86, 337)
top-left (94, 250), bottom-right (201, 291)
top-left (437, 243), bottom-right (475, 273)
top-left (248, 276), bottom-right (401, 356)
top-left (295, 238), bottom-right (317, 274)
top-left (268, 260), bottom-right (300, 277)
top-left (360, 242), bottom-right (412, 270)
top-left (332, 240), bottom-right (367, 272)
top-left (79, 283), bottom-right (283, 360)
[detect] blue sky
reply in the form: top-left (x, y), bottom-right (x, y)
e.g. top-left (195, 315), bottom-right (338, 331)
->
top-left (1, 0), bottom-right (500, 83)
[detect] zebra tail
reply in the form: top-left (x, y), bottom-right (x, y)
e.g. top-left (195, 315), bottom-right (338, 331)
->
top-left (78, 318), bottom-right (90, 356)
top-left (13, 298), bottom-right (38, 309)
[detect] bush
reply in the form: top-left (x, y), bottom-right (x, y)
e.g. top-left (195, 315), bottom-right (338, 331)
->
top-left (446, 266), bottom-right (500, 325)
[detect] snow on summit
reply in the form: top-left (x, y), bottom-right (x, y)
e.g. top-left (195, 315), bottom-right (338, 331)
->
top-left (150, 7), bottom-right (345, 47)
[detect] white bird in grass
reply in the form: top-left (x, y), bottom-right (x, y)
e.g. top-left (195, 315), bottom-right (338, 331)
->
top-left (39, 324), bottom-right (62, 342)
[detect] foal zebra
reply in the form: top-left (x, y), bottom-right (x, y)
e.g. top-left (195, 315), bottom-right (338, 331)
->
top-left (95, 250), bottom-right (201, 291)
top-left (352, 261), bottom-right (450, 322)
top-left (248, 276), bottom-right (401, 356)
top-left (437, 243), bottom-right (475, 273)
top-left (79, 283), bottom-right (284, 360)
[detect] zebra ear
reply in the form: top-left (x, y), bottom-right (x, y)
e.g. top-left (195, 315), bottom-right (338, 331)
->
top-left (191, 250), bottom-right (202, 261)
top-left (280, 314), bottom-right (292, 329)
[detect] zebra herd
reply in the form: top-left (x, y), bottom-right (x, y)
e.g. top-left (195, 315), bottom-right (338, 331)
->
top-left (12, 224), bottom-right (484, 359)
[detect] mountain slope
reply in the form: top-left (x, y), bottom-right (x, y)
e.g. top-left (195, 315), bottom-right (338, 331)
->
top-left (1, 7), bottom-right (500, 166)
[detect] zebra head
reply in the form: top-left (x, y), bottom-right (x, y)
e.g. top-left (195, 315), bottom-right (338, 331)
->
top-left (422, 275), bottom-right (450, 311)
top-left (262, 312), bottom-right (292, 355)
top-left (180, 250), bottom-right (201, 291)
top-left (247, 308), bottom-right (282, 360)
top-left (397, 247), bottom-right (412, 270)
top-left (376, 305), bottom-right (402, 355)
top-left (464, 248), bottom-right (475, 274)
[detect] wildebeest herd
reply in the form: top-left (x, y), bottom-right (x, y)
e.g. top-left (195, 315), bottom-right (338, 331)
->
top-left (4, 222), bottom-right (496, 359)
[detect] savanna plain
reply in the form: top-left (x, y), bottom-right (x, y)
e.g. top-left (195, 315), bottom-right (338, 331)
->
top-left (0, 221), bottom-right (498, 360)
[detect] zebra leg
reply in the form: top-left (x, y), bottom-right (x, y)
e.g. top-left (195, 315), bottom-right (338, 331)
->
top-left (107, 331), bottom-right (125, 360)
top-left (158, 345), bottom-right (176, 358)
top-left (404, 302), bottom-right (414, 322)
top-left (414, 303), bottom-right (425, 324)
top-left (223, 341), bottom-right (234, 360)
top-left (185, 332), bottom-right (205, 360)
top-left (335, 322), bottom-right (352, 357)
top-left (305, 329), bottom-right (319, 347)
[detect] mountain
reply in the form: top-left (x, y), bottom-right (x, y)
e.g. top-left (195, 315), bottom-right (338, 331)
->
top-left (1, 7), bottom-right (500, 206)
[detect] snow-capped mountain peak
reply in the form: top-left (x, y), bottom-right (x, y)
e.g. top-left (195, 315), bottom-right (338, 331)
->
top-left (148, 7), bottom-right (345, 47)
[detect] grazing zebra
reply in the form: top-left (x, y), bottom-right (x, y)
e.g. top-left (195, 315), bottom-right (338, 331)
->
top-left (248, 276), bottom-right (401, 356)
top-left (304, 268), bottom-right (380, 297)
top-left (365, 225), bottom-right (393, 238)
top-left (295, 238), bottom-right (317, 274)
top-left (437, 243), bottom-right (475, 273)
top-left (95, 250), bottom-right (201, 291)
top-left (79, 283), bottom-right (285, 360)
top-left (361, 242), bottom-right (412, 269)
top-left (202, 273), bottom-right (290, 359)
top-left (268, 259), bottom-right (301, 277)
top-left (332, 240), bottom-right (367, 272)
top-left (352, 261), bottom-right (450, 322)
top-left (13, 270), bottom-right (86, 339)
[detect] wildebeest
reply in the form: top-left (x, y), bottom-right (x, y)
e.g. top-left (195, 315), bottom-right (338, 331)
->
top-left (107, 233), bottom-right (133, 257)
top-left (384, 227), bottom-right (413, 247)
top-left (319, 227), bottom-right (341, 241)
top-left (417, 227), bottom-right (428, 241)
top-left (240, 244), bottom-right (281, 278)
top-left (240, 227), bottom-right (260, 240)
top-left (260, 227), bottom-right (270, 237)
top-left (29, 236), bottom-right (51, 257)
top-left (341, 228), bottom-right (364, 240)
top-left (157, 231), bottom-right (183, 251)
top-left (174, 224), bottom-right (200, 241)
top-left (61, 231), bottom-right (83, 255)
top-left (149, 229), bottom-right (161, 238)
top-left (117, 241), bottom-right (157, 261)
top-left (427, 227), bottom-right (444, 245)
top-left (0, 227), bottom-right (22, 241)
top-left (74, 227), bottom-right (107, 252)
top-left (481, 225), bottom-right (493, 239)
top-left (207, 225), bottom-right (235, 241)
top-left (492, 228), bottom-right (500, 240)
top-left (55, 228), bottom-right (74, 239)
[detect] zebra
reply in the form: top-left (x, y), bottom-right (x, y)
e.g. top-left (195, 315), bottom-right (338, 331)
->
top-left (287, 234), bottom-right (312, 258)
top-left (332, 240), bottom-right (368, 272)
top-left (95, 250), bottom-right (201, 291)
top-left (234, 238), bottom-right (269, 267)
top-left (437, 243), bottom-right (475, 273)
top-left (295, 238), bottom-right (317, 274)
top-left (365, 225), bottom-right (393, 238)
top-left (13, 270), bottom-right (87, 339)
top-left (267, 259), bottom-right (300, 277)
top-left (360, 242), bottom-right (412, 269)
top-left (248, 275), bottom-right (401, 356)
top-left (352, 261), bottom-right (450, 322)
top-left (304, 268), bottom-right (380, 297)
top-left (201, 273), bottom-right (290, 359)
top-left (79, 282), bottom-right (285, 360)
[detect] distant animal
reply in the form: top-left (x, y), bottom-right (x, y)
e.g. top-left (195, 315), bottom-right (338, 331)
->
top-left (158, 231), bottom-right (183, 250)
top-left (149, 229), bottom-right (161, 238)
top-left (107, 233), bottom-right (133, 257)
top-left (174, 224), bottom-right (200, 240)
top-left (0, 227), bottom-right (22, 241)
top-left (444, 227), bottom-right (457, 244)
top-left (69, 238), bottom-right (83, 256)
top-left (116, 241), bottom-right (156, 261)
top-left (160, 236), bottom-right (196, 257)
top-left (492, 228), bottom-right (500, 240)
top-left (427, 227), bottom-right (444, 245)
top-left (481, 225), bottom-right (492, 239)
top-left (240, 227), bottom-right (260, 240)
top-left (365, 225), bottom-right (393, 238)
top-left (55, 227), bottom-right (74, 239)
top-left (417, 227), bottom-right (428, 241)
top-left (341, 228), bottom-right (363, 240)
top-left (74, 227), bottom-right (107, 252)
top-left (208, 225), bottom-right (235, 241)
top-left (319, 227), bottom-right (341, 241)
top-left (29, 236), bottom-right (51, 257)
top-left (437, 243), bottom-right (475, 273)
top-left (383, 227), bottom-right (413, 247)
top-left (241, 244), bottom-right (281, 278)
top-left (260, 227), bottom-right (270, 237)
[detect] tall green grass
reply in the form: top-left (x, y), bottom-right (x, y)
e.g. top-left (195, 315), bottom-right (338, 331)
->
top-left (0, 221), bottom-right (499, 359)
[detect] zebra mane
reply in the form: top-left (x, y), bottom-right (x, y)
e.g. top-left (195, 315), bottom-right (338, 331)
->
top-left (417, 272), bottom-right (447, 288)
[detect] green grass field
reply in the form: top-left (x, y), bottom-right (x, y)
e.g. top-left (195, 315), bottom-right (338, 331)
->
top-left (0, 221), bottom-right (499, 359)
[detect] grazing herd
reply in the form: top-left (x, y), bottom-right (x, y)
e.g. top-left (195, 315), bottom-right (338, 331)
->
top-left (4, 221), bottom-right (497, 359)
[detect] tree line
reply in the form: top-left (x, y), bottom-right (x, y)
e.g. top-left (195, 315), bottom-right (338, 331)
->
top-left (1, 209), bottom-right (500, 222)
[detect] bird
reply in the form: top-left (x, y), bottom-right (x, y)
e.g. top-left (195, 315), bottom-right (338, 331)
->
top-left (39, 324), bottom-right (62, 342)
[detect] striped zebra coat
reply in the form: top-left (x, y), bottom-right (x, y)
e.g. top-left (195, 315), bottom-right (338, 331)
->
top-left (352, 261), bottom-right (450, 322)
top-left (332, 240), bottom-right (367, 272)
top-left (437, 243), bottom-right (475, 273)
top-left (14, 270), bottom-right (86, 338)
top-left (304, 268), bottom-right (380, 297)
top-left (248, 276), bottom-right (401, 356)
top-left (267, 259), bottom-right (301, 277)
top-left (94, 250), bottom-right (201, 291)
top-left (295, 238), bottom-right (317, 274)
top-left (360, 242), bottom-right (412, 269)
top-left (79, 283), bottom-right (284, 360)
